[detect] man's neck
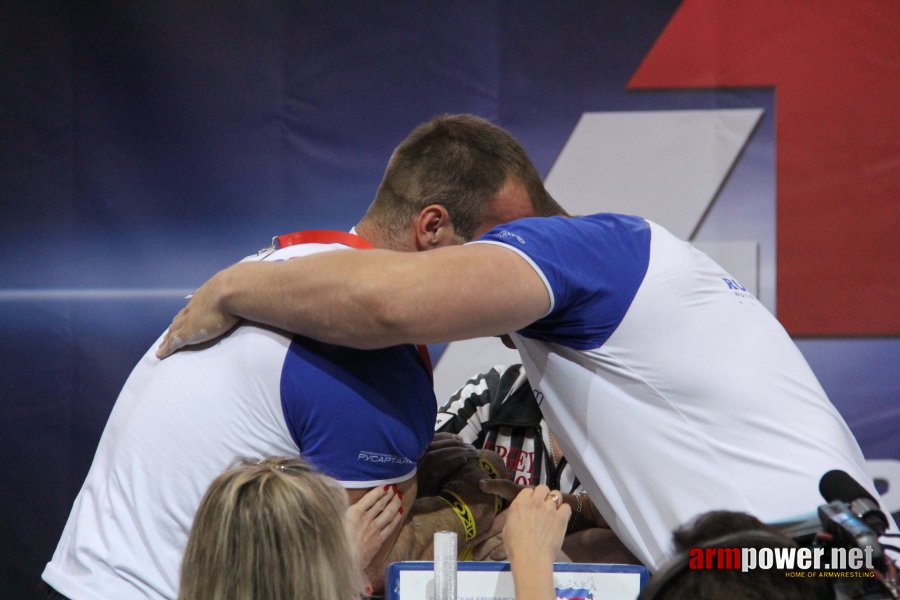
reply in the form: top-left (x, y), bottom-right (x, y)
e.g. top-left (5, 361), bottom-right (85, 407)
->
top-left (354, 219), bottom-right (415, 252)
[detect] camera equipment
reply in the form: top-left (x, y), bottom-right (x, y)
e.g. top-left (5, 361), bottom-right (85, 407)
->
top-left (637, 471), bottom-right (899, 599)
top-left (812, 471), bottom-right (897, 599)
top-left (820, 469), bottom-right (891, 537)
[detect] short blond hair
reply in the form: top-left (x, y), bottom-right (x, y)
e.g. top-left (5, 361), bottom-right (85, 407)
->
top-left (179, 456), bottom-right (361, 600)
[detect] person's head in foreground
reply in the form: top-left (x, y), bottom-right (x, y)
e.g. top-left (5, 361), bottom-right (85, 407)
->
top-left (178, 456), bottom-right (361, 600)
top-left (638, 510), bottom-right (833, 600)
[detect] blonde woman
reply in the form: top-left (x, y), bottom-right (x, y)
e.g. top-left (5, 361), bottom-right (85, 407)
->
top-left (179, 456), bottom-right (401, 600)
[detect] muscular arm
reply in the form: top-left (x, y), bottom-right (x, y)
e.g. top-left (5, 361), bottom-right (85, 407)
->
top-left (158, 244), bottom-right (550, 356)
top-left (386, 496), bottom-right (484, 560)
top-left (363, 495), bottom-right (494, 592)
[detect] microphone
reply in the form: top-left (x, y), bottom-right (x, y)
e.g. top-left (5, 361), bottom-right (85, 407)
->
top-left (819, 470), bottom-right (889, 535)
top-left (818, 470), bottom-right (888, 572)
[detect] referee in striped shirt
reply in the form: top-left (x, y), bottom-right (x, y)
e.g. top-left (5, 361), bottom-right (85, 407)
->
top-left (436, 363), bottom-right (640, 564)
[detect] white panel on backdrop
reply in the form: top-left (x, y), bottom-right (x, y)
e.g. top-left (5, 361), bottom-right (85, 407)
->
top-left (544, 109), bottom-right (763, 238)
top-left (866, 459), bottom-right (900, 514)
top-left (434, 109), bottom-right (763, 401)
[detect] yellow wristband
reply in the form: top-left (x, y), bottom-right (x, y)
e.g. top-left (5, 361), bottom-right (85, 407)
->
top-left (478, 454), bottom-right (501, 479)
top-left (437, 490), bottom-right (477, 542)
top-left (478, 455), bottom-right (504, 515)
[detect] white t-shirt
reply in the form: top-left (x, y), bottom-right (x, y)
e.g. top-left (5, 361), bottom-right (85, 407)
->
top-left (475, 214), bottom-right (889, 571)
top-left (42, 235), bottom-right (435, 600)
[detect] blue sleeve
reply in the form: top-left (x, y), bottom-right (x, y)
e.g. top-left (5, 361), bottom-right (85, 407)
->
top-left (280, 337), bottom-right (437, 486)
top-left (475, 214), bottom-right (651, 350)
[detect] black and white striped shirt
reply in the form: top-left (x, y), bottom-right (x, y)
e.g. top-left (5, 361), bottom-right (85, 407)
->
top-left (436, 364), bottom-right (581, 494)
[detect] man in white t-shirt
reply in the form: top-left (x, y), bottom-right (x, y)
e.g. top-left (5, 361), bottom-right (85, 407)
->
top-left (42, 114), bottom-right (563, 600)
top-left (158, 210), bottom-right (896, 572)
top-left (437, 363), bottom-right (639, 564)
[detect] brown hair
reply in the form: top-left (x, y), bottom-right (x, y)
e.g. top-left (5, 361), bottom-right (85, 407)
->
top-left (364, 113), bottom-right (565, 242)
top-left (641, 511), bottom-right (832, 600)
top-left (178, 456), bottom-right (361, 600)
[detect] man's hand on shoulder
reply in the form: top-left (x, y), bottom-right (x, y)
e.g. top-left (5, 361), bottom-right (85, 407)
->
top-left (156, 265), bottom-right (241, 358)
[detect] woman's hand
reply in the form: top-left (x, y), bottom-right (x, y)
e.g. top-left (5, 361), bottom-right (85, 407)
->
top-left (345, 484), bottom-right (404, 572)
top-left (503, 485), bottom-right (571, 600)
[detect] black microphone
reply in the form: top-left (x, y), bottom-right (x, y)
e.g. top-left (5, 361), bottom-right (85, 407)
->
top-left (819, 469), bottom-right (889, 535)
top-left (820, 469), bottom-right (877, 503)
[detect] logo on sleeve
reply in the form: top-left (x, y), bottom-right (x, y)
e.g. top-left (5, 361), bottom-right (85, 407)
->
top-left (498, 230), bottom-right (526, 245)
top-left (357, 451), bottom-right (413, 465)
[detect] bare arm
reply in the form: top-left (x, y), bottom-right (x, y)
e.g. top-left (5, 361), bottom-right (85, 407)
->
top-left (382, 459), bottom-right (503, 565)
top-left (362, 495), bottom-right (493, 593)
top-left (504, 486), bottom-right (571, 600)
top-left (157, 244), bottom-right (550, 356)
top-left (385, 496), bottom-right (486, 561)
top-left (356, 449), bottom-right (505, 594)
top-left (344, 484), bottom-right (404, 593)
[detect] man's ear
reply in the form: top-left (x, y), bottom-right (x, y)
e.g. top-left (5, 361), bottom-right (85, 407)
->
top-left (413, 204), bottom-right (458, 250)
